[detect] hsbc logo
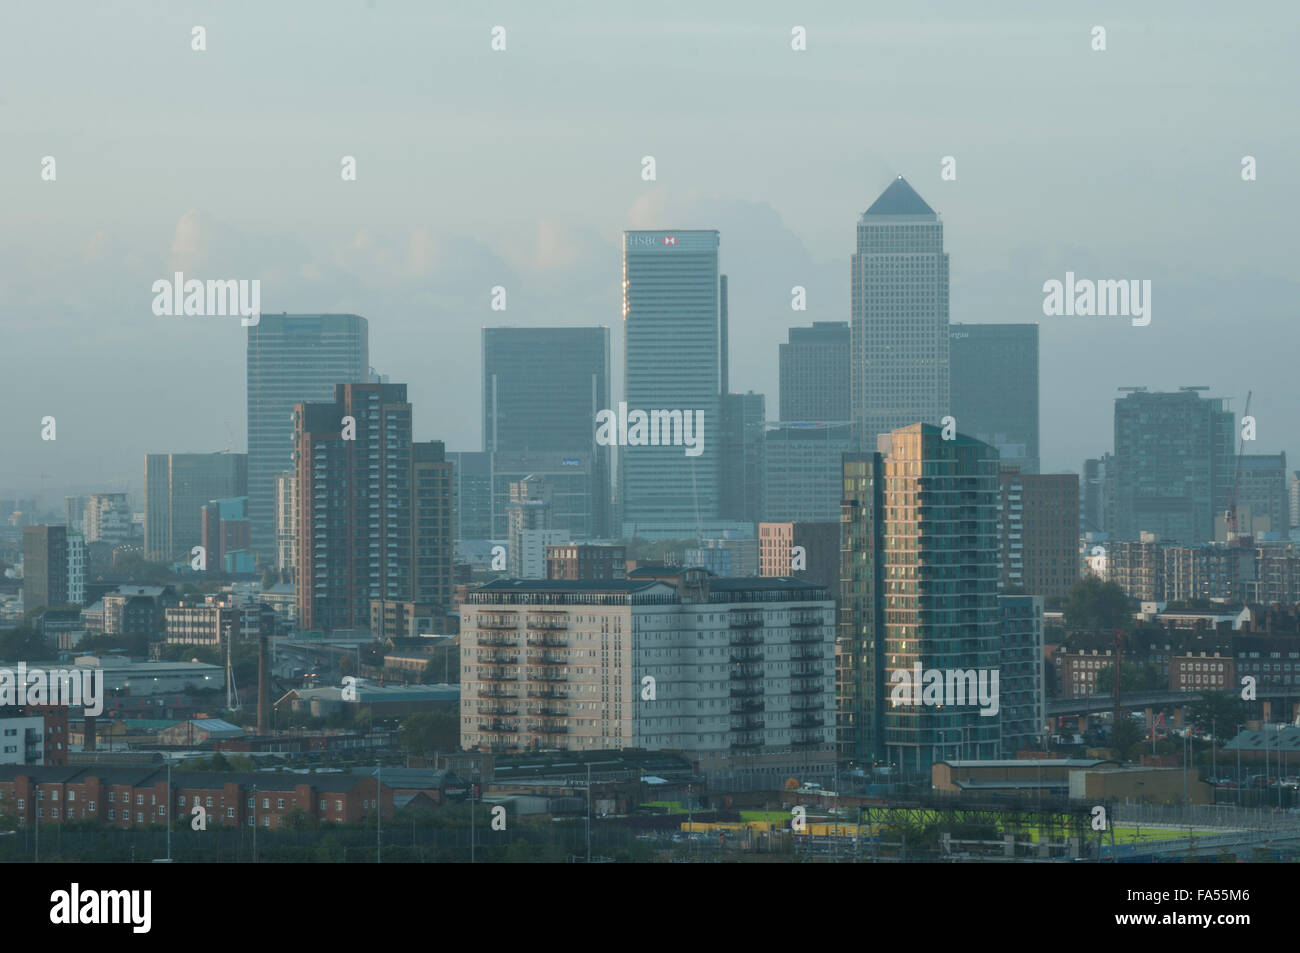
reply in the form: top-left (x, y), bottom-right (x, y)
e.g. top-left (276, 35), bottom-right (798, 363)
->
top-left (626, 235), bottom-right (679, 247)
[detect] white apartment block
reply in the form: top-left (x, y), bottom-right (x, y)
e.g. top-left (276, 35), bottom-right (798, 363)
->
top-left (275, 470), bottom-right (297, 579)
top-left (66, 532), bottom-right (85, 606)
top-left (460, 570), bottom-right (836, 760)
top-left (85, 492), bottom-right (133, 544)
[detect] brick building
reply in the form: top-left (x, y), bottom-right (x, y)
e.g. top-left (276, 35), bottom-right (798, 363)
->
top-left (0, 765), bottom-right (392, 828)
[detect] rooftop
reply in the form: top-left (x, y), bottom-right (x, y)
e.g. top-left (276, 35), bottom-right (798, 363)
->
top-left (863, 176), bottom-right (936, 217)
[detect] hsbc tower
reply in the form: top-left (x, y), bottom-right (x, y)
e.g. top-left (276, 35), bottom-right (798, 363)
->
top-left (620, 229), bottom-right (723, 538)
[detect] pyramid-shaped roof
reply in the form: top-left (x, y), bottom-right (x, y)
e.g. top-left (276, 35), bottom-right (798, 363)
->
top-left (864, 176), bottom-right (935, 217)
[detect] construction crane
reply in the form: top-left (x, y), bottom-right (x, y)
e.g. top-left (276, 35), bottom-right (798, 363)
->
top-left (1225, 390), bottom-right (1252, 545)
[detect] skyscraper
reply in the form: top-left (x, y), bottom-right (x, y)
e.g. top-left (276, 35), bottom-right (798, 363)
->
top-left (719, 391), bottom-right (766, 524)
top-left (949, 323), bottom-right (1040, 473)
top-left (850, 177), bottom-right (950, 449)
top-left (482, 326), bottom-right (611, 536)
top-left (1232, 453), bottom-right (1288, 538)
top-left (779, 321), bottom-right (850, 423)
top-left (293, 383), bottom-right (452, 636)
top-left (22, 525), bottom-right (68, 611)
top-left (1110, 388), bottom-right (1235, 544)
top-left (448, 451), bottom-right (493, 541)
top-left (996, 468), bottom-right (1079, 598)
top-left (764, 423), bottom-right (855, 523)
top-left (839, 424), bottom-right (1000, 770)
top-left (247, 314), bottom-right (369, 563)
top-left (621, 229), bottom-right (721, 537)
top-left (144, 453), bottom-right (247, 561)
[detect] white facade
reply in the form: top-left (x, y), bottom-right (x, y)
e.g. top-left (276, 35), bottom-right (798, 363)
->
top-left (275, 469), bottom-right (297, 577)
top-left (66, 531), bottom-right (85, 605)
top-left (460, 574), bottom-right (837, 755)
top-left (85, 492), bottom-right (133, 543)
top-left (0, 716), bottom-right (46, 765)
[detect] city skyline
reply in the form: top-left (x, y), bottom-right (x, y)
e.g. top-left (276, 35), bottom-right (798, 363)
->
top-left (5, 3), bottom-right (1297, 494)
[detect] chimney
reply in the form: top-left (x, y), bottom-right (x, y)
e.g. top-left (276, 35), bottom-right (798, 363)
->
top-left (258, 633), bottom-right (270, 733)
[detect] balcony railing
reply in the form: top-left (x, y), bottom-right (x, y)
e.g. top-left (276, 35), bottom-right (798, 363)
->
top-left (525, 616), bottom-right (568, 630)
top-left (525, 635), bottom-right (568, 648)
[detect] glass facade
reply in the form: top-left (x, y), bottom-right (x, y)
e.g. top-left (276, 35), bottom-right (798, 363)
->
top-left (949, 323), bottom-right (1040, 473)
top-left (850, 178), bottom-right (950, 450)
top-left (247, 314), bottom-right (369, 563)
top-left (621, 229), bottom-right (721, 534)
top-left (839, 425), bottom-right (1000, 771)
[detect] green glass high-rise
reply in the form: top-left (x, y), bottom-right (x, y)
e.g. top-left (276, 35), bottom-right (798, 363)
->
top-left (839, 424), bottom-right (1000, 771)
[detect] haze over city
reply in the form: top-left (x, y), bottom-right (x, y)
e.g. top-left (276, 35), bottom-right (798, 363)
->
top-left (4, 0), bottom-right (1297, 496)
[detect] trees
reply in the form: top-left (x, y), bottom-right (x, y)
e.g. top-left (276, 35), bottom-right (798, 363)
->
top-left (398, 711), bottom-right (458, 757)
top-left (0, 624), bottom-right (46, 662)
top-left (1187, 691), bottom-right (1247, 745)
top-left (1095, 662), bottom-right (1160, 695)
top-left (1064, 575), bottom-right (1132, 632)
top-left (1110, 717), bottom-right (1143, 758)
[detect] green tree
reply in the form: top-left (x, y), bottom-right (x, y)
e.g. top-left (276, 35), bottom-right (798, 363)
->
top-left (398, 711), bottom-right (458, 756)
top-left (0, 624), bottom-right (46, 662)
top-left (1064, 575), bottom-right (1132, 632)
top-left (282, 808), bottom-right (318, 831)
top-left (1110, 717), bottom-right (1143, 758)
top-left (1187, 691), bottom-right (1247, 745)
top-left (1094, 662), bottom-right (1158, 694)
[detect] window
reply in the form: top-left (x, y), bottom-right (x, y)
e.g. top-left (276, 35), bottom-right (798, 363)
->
top-left (136, 812), bottom-right (143, 822)
top-left (262, 798), bottom-right (269, 809)
top-left (67, 791), bottom-right (75, 802)
top-left (226, 808), bottom-right (235, 818)
top-left (335, 800), bottom-right (342, 811)
top-left (206, 796), bottom-right (213, 808)
top-left (319, 799), bottom-right (326, 811)
top-left (108, 809), bottom-right (115, 820)
top-left (262, 815), bottom-right (270, 827)
top-left (51, 809), bottom-right (58, 819)
top-left (277, 798), bottom-right (285, 810)
top-left (108, 791), bottom-right (115, 803)
top-left (89, 801), bottom-right (95, 812)
top-left (136, 794), bottom-right (143, 805)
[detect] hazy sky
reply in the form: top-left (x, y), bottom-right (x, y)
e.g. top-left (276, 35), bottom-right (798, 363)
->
top-left (4, 0), bottom-right (1298, 501)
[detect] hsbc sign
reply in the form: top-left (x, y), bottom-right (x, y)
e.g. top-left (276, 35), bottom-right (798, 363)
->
top-left (626, 234), bottom-right (680, 247)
